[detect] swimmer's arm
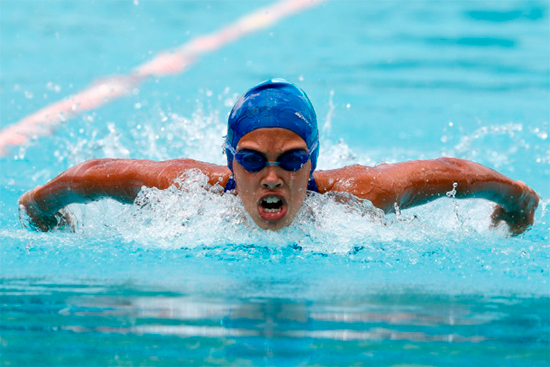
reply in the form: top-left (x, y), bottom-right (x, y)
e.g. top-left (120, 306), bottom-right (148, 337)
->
top-left (19, 159), bottom-right (231, 231)
top-left (314, 158), bottom-right (539, 235)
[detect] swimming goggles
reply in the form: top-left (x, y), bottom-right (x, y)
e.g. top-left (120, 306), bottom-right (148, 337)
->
top-left (225, 141), bottom-right (318, 172)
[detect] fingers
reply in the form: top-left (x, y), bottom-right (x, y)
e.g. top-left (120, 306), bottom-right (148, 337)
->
top-left (55, 208), bottom-right (76, 232)
top-left (490, 204), bottom-right (534, 236)
top-left (19, 203), bottom-right (57, 232)
top-left (19, 201), bottom-right (76, 232)
top-left (515, 181), bottom-right (539, 210)
top-left (490, 181), bottom-right (539, 236)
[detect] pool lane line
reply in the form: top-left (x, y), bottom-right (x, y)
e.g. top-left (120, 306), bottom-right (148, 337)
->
top-left (0, 0), bottom-right (324, 157)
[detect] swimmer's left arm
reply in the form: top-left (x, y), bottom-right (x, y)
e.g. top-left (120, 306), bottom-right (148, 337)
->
top-left (314, 158), bottom-right (539, 235)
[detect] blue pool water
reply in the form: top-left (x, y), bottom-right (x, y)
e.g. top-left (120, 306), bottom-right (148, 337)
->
top-left (1, 0), bottom-right (549, 365)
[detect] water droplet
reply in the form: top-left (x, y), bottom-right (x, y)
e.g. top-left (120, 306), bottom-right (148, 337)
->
top-left (46, 82), bottom-right (61, 92)
top-left (449, 121), bottom-right (454, 127)
top-left (346, 103), bottom-right (351, 109)
top-left (134, 103), bottom-right (142, 109)
top-left (24, 91), bottom-right (33, 99)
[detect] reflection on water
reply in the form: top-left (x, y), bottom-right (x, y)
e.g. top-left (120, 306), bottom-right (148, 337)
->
top-left (1, 0), bottom-right (549, 365)
top-left (1, 280), bottom-right (548, 365)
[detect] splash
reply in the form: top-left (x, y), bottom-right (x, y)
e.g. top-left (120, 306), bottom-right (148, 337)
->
top-left (69, 169), bottom-right (515, 250)
top-left (444, 122), bottom-right (550, 170)
top-left (5, 94), bottom-right (549, 295)
top-left (25, 95), bottom-right (547, 252)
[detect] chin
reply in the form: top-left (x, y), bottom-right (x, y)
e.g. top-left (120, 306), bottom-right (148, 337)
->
top-left (253, 216), bottom-right (293, 231)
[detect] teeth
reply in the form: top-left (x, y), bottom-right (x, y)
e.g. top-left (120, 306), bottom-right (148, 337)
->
top-left (264, 208), bottom-right (281, 213)
top-left (264, 196), bottom-right (281, 204)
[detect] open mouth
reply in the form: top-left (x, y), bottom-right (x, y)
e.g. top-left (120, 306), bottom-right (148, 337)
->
top-left (258, 195), bottom-right (288, 221)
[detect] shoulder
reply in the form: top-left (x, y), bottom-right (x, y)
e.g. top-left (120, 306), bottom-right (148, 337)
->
top-left (159, 159), bottom-right (232, 188)
top-left (313, 164), bottom-right (377, 194)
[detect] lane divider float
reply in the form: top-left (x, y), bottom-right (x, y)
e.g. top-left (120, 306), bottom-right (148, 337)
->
top-left (0, 0), bottom-right (324, 157)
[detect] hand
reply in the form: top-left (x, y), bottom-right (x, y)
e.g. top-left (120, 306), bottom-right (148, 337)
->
top-left (490, 181), bottom-right (539, 236)
top-left (19, 188), bottom-right (76, 232)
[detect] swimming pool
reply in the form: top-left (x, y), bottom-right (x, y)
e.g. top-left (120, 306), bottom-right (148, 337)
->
top-left (1, 0), bottom-right (549, 365)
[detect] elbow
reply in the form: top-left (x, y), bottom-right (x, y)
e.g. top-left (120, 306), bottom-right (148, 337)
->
top-left (66, 159), bottom-right (121, 186)
top-left (435, 157), bottom-right (469, 168)
top-left (60, 159), bottom-right (116, 199)
top-left (71, 159), bottom-right (114, 175)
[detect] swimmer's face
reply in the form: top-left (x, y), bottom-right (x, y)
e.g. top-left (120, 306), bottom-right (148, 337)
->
top-left (233, 128), bottom-right (311, 231)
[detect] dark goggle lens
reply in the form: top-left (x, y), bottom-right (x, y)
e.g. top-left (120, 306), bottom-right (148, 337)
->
top-left (235, 150), bottom-right (266, 172)
top-left (235, 149), bottom-right (309, 172)
top-left (278, 150), bottom-right (309, 171)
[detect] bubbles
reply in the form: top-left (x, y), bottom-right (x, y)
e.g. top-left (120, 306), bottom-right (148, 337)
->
top-left (46, 82), bottom-right (61, 93)
top-left (69, 170), bottom-right (500, 253)
top-left (532, 127), bottom-right (548, 140)
top-left (446, 182), bottom-right (458, 198)
top-left (454, 123), bottom-right (525, 155)
top-left (8, 94), bottom-right (548, 294)
top-left (36, 164), bottom-right (548, 296)
top-left (439, 121), bottom-right (550, 184)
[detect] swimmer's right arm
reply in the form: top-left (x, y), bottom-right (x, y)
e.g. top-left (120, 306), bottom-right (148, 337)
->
top-left (19, 159), bottom-right (231, 231)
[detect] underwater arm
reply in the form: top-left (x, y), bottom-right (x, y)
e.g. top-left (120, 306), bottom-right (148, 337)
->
top-left (19, 159), bottom-right (231, 231)
top-left (316, 158), bottom-right (539, 235)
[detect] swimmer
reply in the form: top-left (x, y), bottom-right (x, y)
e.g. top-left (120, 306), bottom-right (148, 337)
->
top-left (19, 79), bottom-right (539, 235)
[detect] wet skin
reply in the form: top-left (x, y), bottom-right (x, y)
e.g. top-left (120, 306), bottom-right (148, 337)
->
top-left (232, 128), bottom-right (311, 230)
top-left (18, 133), bottom-right (539, 234)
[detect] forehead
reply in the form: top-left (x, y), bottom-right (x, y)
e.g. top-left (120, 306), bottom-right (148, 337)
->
top-left (237, 128), bottom-right (307, 151)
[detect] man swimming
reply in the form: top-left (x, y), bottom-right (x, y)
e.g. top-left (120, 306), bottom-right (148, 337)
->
top-left (19, 79), bottom-right (539, 234)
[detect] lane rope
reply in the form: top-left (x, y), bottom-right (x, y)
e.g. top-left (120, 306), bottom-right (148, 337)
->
top-left (0, 0), bottom-right (324, 157)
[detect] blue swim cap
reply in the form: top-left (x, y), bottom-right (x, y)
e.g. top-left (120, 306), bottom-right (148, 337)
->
top-left (225, 79), bottom-right (319, 174)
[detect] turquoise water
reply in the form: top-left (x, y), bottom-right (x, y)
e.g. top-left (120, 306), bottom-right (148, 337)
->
top-left (1, 0), bottom-right (549, 365)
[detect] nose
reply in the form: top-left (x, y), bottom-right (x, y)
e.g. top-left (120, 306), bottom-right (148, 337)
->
top-left (261, 166), bottom-right (283, 189)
